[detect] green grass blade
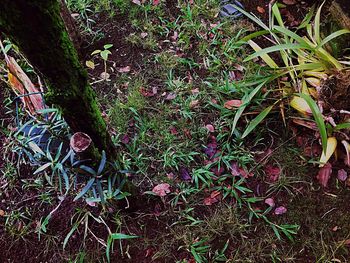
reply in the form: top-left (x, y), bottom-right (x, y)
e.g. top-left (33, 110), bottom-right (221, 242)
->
top-left (245, 43), bottom-right (308, 63)
top-left (231, 80), bottom-right (269, 135)
top-left (298, 93), bottom-right (327, 153)
top-left (272, 3), bottom-right (284, 27)
top-left (74, 178), bottom-right (95, 201)
top-left (241, 105), bottom-right (274, 138)
top-left (317, 29), bottom-right (350, 48)
top-left (230, 4), bottom-right (269, 30)
top-left (247, 40), bottom-right (279, 68)
top-left (298, 5), bottom-right (315, 29)
top-left (334, 122), bottom-right (350, 130)
top-left (273, 26), bottom-right (311, 47)
top-left (314, 1), bottom-right (325, 44)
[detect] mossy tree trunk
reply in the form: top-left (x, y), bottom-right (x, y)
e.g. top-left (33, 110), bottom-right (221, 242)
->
top-left (0, 0), bottom-right (116, 159)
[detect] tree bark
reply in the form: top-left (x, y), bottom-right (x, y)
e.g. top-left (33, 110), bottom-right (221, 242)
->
top-left (0, 0), bottom-right (116, 159)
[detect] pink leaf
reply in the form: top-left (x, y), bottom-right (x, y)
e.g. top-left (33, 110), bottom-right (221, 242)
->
top-left (205, 124), bottom-right (215, 133)
top-left (274, 206), bottom-right (287, 215)
top-left (337, 169), bottom-right (347, 182)
top-left (265, 198), bottom-right (275, 207)
top-left (152, 183), bottom-right (171, 197)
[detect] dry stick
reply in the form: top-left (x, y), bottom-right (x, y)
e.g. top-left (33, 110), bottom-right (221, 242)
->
top-left (248, 134), bottom-right (298, 174)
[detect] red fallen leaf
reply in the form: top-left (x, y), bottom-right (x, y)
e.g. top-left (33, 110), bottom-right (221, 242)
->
top-left (139, 87), bottom-right (157, 97)
top-left (274, 206), bottom-right (287, 215)
top-left (169, 126), bottom-right (178, 135)
top-left (117, 66), bottom-right (131, 73)
top-left (239, 167), bottom-right (253, 178)
top-left (265, 164), bottom-right (280, 182)
top-left (224, 100), bottom-right (242, 109)
top-left (152, 183), bottom-right (171, 197)
top-left (257, 6), bottom-right (265, 13)
top-left (303, 144), bottom-right (322, 157)
top-left (121, 134), bottom-right (130, 144)
top-left (205, 124), bottom-right (215, 132)
top-left (183, 128), bottom-right (191, 139)
top-left (283, 0), bottom-right (296, 5)
top-left (153, 0), bottom-right (160, 6)
top-left (204, 190), bottom-right (221, 206)
top-left (317, 163), bottom-right (332, 187)
top-left (211, 166), bottom-right (224, 176)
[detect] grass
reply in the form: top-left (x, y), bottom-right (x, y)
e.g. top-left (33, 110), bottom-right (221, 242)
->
top-left (2, 0), bottom-right (350, 262)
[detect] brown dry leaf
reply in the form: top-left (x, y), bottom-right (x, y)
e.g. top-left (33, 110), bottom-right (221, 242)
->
top-left (7, 56), bottom-right (44, 115)
top-left (189, 100), bottom-right (199, 109)
top-left (317, 163), bottom-right (332, 187)
top-left (0, 210), bottom-right (5, 216)
top-left (152, 183), bottom-right (171, 197)
top-left (224, 100), bottom-right (242, 109)
top-left (282, 0), bottom-right (297, 5)
top-left (204, 190), bottom-right (221, 206)
top-left (257, 6), bottom-right (265, 13)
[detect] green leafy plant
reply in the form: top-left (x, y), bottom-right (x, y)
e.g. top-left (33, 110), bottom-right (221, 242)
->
top-left (88, 44), bottom-right (113, 80)
top-left (230, 2), bottom-right (350, 163)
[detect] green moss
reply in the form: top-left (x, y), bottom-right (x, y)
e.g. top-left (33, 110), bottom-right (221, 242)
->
top-left (0, 0), bottom-right (115, 159)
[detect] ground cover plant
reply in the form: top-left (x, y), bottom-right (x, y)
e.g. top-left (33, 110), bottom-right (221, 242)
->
top-left (1, 0), bottom-right (350, 262)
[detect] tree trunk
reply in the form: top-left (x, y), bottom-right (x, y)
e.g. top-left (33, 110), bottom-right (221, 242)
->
top-left (0, 0), bottom-right (116, 159)
top-left (59, 0), bottom-right (82, 54)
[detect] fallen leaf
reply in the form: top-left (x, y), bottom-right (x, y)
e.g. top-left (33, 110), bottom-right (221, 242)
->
top-left (282, 0), bottom-right (296, 5)
top-left (165, 92), bottom-right (176, 100)
top-left (274, 206), bottom-right (287, 215)
top-left (257, 6), bottom-right (265, 13)
top-left (180, 167), bottom-right (191, 181)
top-left (169, 126), bottom-right (178, 135)
top-left (204, 142), bottom-right (217, 159)
top-left (153, 0), bottom-right (160, 5)
top-left (152, 183), bottom-right (171, 197)
top-left (205, 124), bottom-right (214, 132)
top-left (204, 190), bottom-right (221, 205)
top-left (85, 60), bottom-right (95, 69)
top-left (191, 88), bottom-right (199, 95)
top-left (230, 162), bottom-right (240, 176)
top-left (0, 210), bottom-right (5, 216)
top-left (317, 163), bottom-right (332, 187)
top-left (265, 198), bottom-right (275, 207)
top-left (140, 32), bottom-right (148, 38)
top-left (132, 0), bottom-right (141, 5)
top-left (117, 66), bottom-right (131, 73)
top-left (224, 100), bottom-right (242, 109)
top-left (337, 169), bottom-right (347, 182)
top-left (189, 100), bottom-right (199, 109)
top-left (121, 134), bottom-right (130, 144)
top-left (265, 164), bottom-right (280, 182)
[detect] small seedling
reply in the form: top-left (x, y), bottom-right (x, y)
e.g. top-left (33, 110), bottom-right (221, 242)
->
top-left (88, 44), bottom-right (113, 80)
